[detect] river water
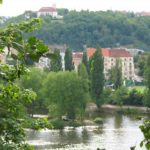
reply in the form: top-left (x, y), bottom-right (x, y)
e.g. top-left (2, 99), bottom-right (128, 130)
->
top-left (26, 113), bottom-right (146, 150)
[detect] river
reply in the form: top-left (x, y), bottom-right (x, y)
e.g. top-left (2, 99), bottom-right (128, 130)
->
top-left (26, 113), bottom-right (146, 150)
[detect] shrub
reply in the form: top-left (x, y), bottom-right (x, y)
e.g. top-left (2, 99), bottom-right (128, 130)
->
top-left (51, 119), bottom-right (65, 129)
top-left (94, 117), bottom-right (103, 124)
top-left (23, 118), bottom-right (53, 130)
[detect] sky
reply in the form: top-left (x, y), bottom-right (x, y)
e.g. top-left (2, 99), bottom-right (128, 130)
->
top-left (0, 0), bottom-right (150, 16)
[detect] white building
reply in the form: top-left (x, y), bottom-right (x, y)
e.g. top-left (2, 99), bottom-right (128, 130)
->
top-left (37, 6), bottom-right (63, 19)
top-left (37, 7), bottom-right (58, 18)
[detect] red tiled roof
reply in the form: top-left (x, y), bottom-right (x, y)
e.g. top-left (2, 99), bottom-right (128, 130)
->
top-left (86, 48), bottom-right (131, 58)
top-left (38, 7), bottom-right (57, 12)
top-left (86, 48), bottom-right (96, 58)
top-left (109, 49), bottom-right (132, 57)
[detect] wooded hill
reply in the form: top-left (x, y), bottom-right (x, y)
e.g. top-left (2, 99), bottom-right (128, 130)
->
top-left (1, 9), bottom-right (150, 51)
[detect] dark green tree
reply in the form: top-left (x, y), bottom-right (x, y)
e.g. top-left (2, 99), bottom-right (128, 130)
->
top-left (144, 53), bottom-right (150, 107)
top-left (82, 51), bottom-right (89, 74)
top-left (50, 49), bottom-right (62, 72)
top-left (64, 48), bottom-right (74, 71)
top-left (108, 59), bottom-right (122, 89)
top-left (90, 47), bottom-right (104, 107)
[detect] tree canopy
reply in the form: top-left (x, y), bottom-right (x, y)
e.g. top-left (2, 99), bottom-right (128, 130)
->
top-left (2, 10), bottom-right (150, 50)
top-left (90, 47), bottom-right (104, 107)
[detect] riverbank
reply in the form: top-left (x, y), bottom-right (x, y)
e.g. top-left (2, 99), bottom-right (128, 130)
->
top-left (101, 104), bottom-right (150, 114)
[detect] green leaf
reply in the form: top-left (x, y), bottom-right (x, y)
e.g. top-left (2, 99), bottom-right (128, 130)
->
top-left (11, 53), bottom-right (18, 60)
top-left (46, 53), bottom-right (57, 60)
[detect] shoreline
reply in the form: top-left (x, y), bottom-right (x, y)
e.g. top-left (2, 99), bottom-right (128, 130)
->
top-left (101, 104), bottom-right (150, 114)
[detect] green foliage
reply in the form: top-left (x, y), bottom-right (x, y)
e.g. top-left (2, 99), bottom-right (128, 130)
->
top-left (144, 53), bottom-right (150, 107)
top-left (108, 59), bottom-right (122, 89)
top-left (100, 87), bottom-right (112, 104)
top-left (0, 19), bottom-right (49, 149)
top-left (50, 49), bottom-right (62, 72)
top-left (90, 47), bottom-right (104, 107)
top-left (2, 11), bottom-right (150, 50)
top-left (144, 89), bottom-right (150, 107)
top-left (82, 51), bottom-right (89, 74)
top-left (64, 48), bottom-right (74, 71)
top-left (111, 87), bottom-right (128, 106)
top-left (23, 118), bottom-right (53, 130)
top-left (78, 63), bottom-right (88, 81)
top-left (125, 89), bottom-right (143, 106)
top-left (144, 54), bottom-right (150, 89)
top-left (94, 117), bottom-right (103, 124)
top-left (51, 119), bottom-right (65, 129)
top-left (44, 71), bottom-right (88, 120)
top-left (140, 119), bottom-right (150, 150)
top-left (19, 68), bottom-right (47, 114)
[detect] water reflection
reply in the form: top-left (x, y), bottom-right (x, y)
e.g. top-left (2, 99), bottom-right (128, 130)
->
top-left (26, 113), bottom-right (146, 150)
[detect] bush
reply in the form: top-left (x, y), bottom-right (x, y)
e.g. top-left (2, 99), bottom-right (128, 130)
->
top-left (23, 118), bottom-right (53, 130)
top-left (68, 120), bottom-right (82, 127)
top-left (124, 89), bottom-right (144, 106)
top-left (51, 119), bottom-right (65, 129)
top-left (94, 117), bottom-right (103, 124)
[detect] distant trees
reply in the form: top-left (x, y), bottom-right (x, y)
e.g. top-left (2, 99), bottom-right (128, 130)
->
top-left (50, 49), bottom-right (62, 72)
top-left (64, 48), bottom-right (74, 71)
top-left (90, 47), bottom-right (104, 107)
top-left (2, 10), bottom-right (150, 50)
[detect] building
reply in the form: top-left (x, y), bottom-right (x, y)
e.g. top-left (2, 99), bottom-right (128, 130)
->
top-left (86, 48), bottom-right (135, 80)
top-left (37, 5), bottom-right (63, 19)
top-left (136, 11), bottom-right (150, 16)
top-left (49, 44), bottom-right (67, 70)
top-left (126, 48), bottom-right (144, 56)
top-left (72, 52), bottom-right (83, 71)
top-left (37, 6), bottom-right (58, 18)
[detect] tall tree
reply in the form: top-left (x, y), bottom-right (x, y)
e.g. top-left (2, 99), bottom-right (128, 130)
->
top-left (108, 59), bottom-right (122, 89)
top-left (82, 51), bottom-right (89, 74)
top-left (50, 49), bottom-right (62, 72)
top-left (144, 53), bottom-right (150, 107)
top-left (78, 63), bottom-right (89, 94)
top-left (64, 48), bottom-right (74, 71)
top-left (90, 47), bottom-right (104, 107)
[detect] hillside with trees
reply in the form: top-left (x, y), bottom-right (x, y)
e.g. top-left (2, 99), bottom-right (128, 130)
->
top-left (1, 10), bottom-right (150, 50)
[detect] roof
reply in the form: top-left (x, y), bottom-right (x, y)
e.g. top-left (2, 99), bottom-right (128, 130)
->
top-left (38, 7), bottom-right (57, 12)
top-left (86, 48), bottom-right (132, 58)
top-left (73, 52), bottom-right (83, 58)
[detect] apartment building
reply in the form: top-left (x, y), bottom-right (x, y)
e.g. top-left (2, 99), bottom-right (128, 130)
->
top-left (86, 48), bottom-right (135, 80)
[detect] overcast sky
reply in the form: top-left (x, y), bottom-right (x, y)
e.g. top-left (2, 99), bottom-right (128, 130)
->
top-left (0, 0), bottom-right (150, 16)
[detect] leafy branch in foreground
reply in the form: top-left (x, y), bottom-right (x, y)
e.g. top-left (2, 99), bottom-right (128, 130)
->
top-left (0, 18), bottom-right (50, 149)
top-left (140, 119), bottom-right (150, 150)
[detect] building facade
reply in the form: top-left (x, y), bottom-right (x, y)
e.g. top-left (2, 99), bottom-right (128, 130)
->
top-left (86, 48), bottom-right (135, 80)
top-left (37, 6), bottom-right (58, 18)
top-left (72, 52), bottom-right (83, 71)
